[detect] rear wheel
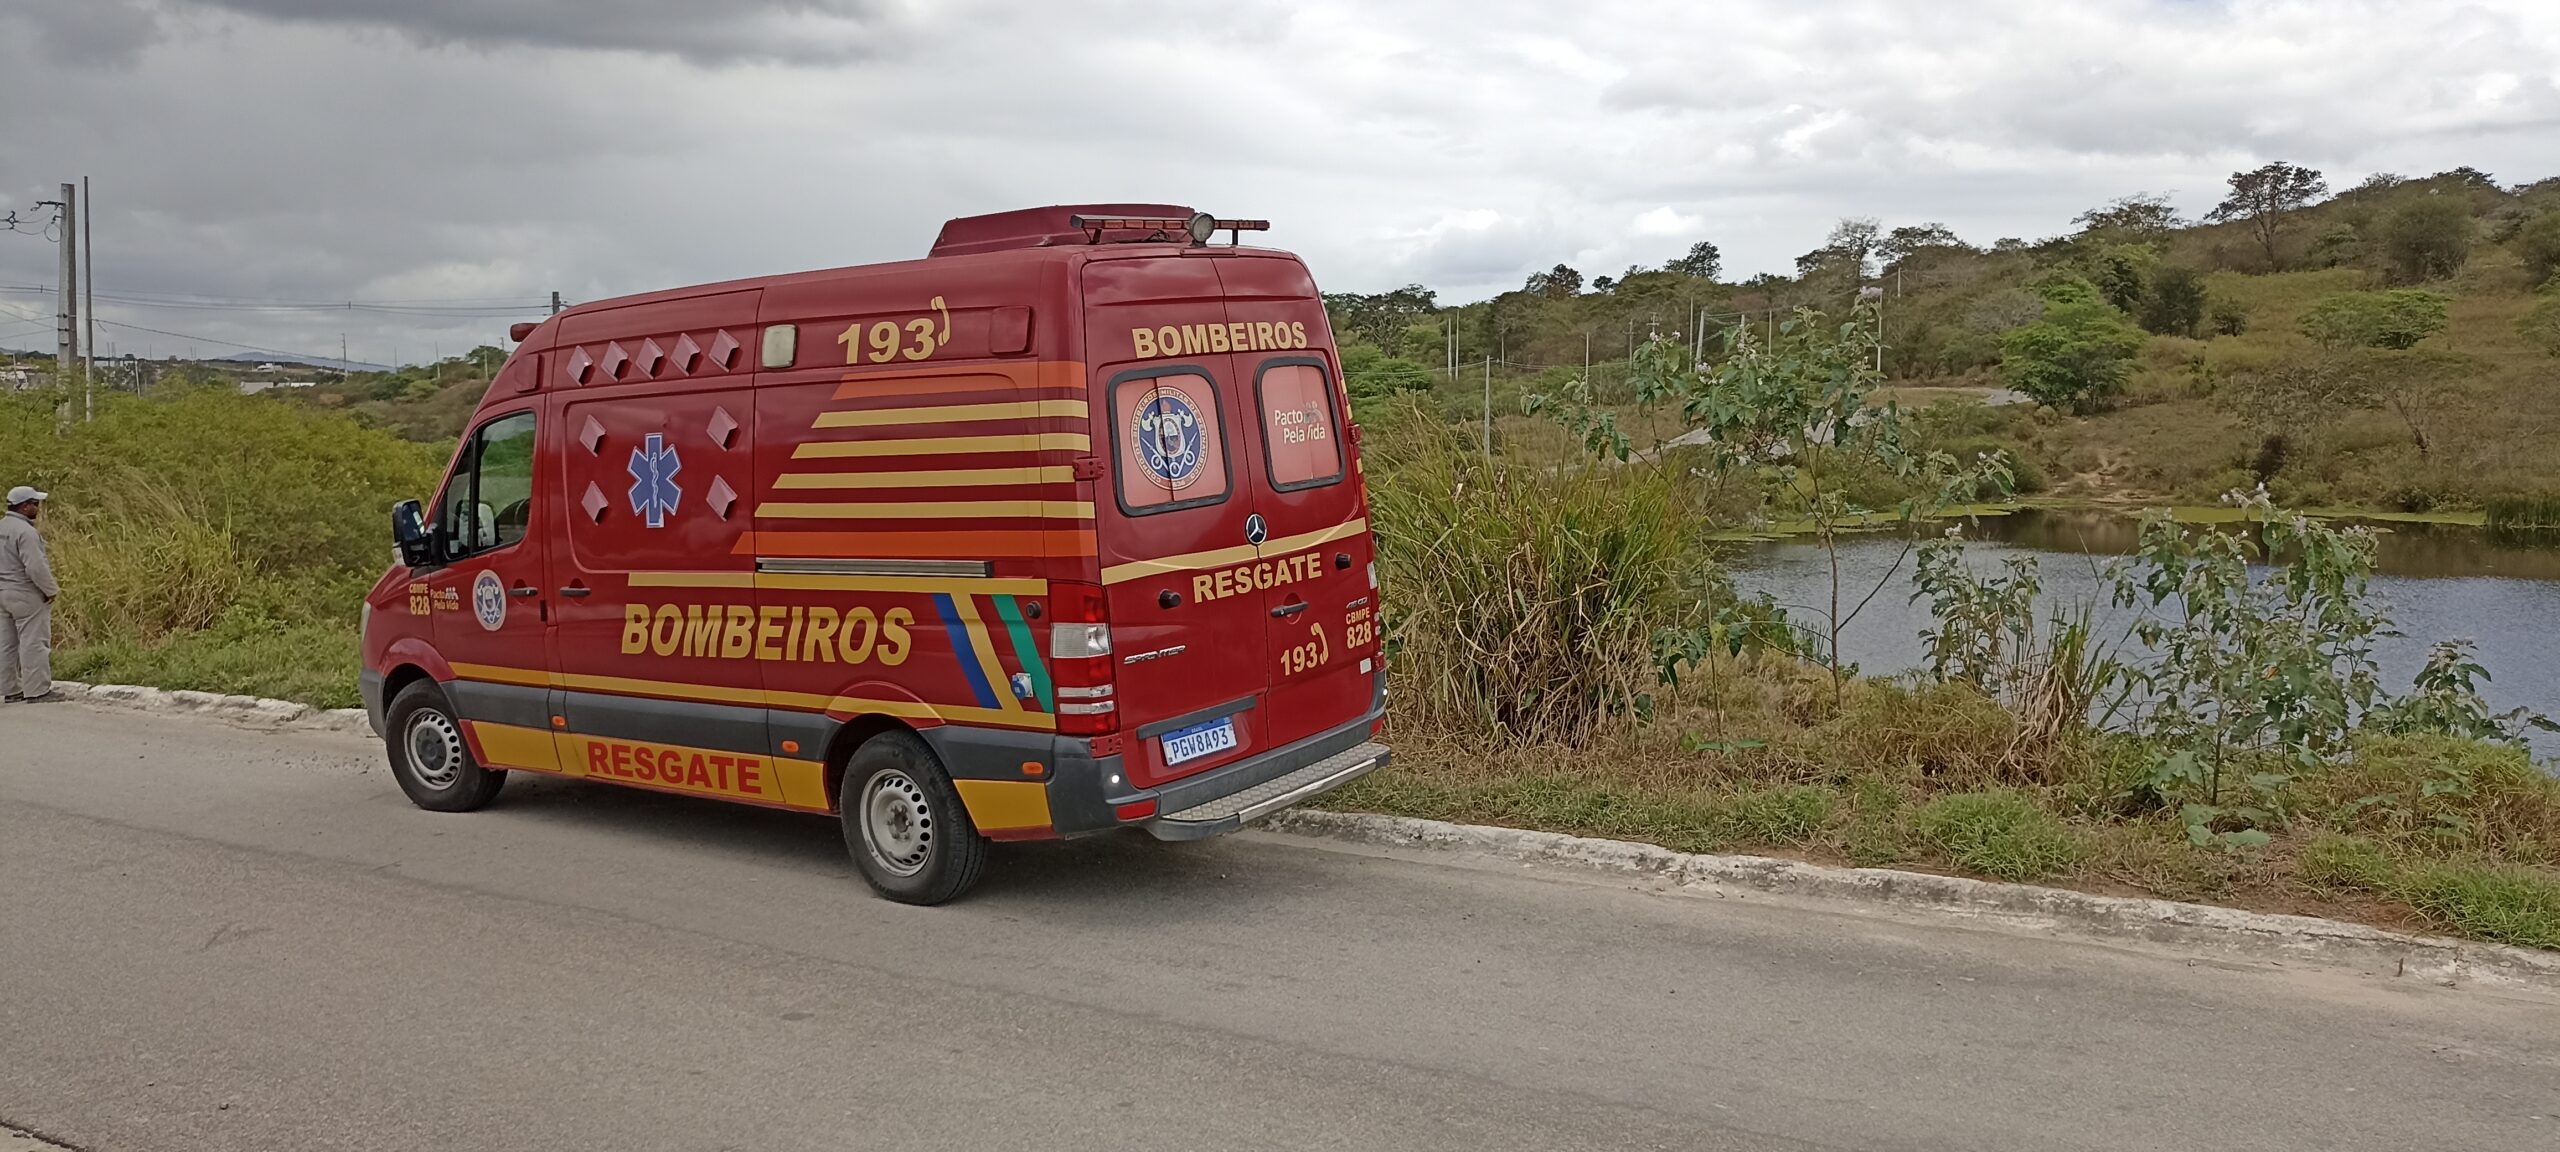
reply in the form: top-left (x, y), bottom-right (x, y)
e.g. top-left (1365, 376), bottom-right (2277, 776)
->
top-left (839, 731), bottom-right (987, 905)
top-left (383, 679), bottom-right (507, 812)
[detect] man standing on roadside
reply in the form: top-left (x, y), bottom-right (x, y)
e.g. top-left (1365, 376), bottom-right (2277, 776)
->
top-left (0, 485), bottom-right (60, 704)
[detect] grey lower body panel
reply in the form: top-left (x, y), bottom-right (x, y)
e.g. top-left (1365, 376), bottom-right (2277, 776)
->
top-left (359, 669), bottom-right (388, 737)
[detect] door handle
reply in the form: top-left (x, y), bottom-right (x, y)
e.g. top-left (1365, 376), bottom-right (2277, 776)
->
top-left (558, 586), bottom-right (593, 598)
top-left (1271, 601), bottom-right (1310, 619)
top-left (508, 585), bottom-right (540, 599)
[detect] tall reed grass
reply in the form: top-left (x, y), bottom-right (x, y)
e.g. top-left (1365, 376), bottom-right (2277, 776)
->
top-left (1366, 401), bottom-right (1703, 746)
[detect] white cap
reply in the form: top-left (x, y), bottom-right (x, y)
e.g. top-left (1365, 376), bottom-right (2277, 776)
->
top-left (6, 486), bottom-right (45, 506)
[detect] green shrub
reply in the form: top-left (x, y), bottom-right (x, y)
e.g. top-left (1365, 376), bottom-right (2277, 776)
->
top-left (2379, 197), bottom-right (2473, 283)
top-left (2512, 212), bottom-right (2560, 287)
top-left (2139, 265), bottom-right (2208, 337)
top-left (1915, 790), bottom-right (2083, 880)
top-left (2300, 290), bottom-right (2450, 350)
top-left (1999, 294), bottom-right (2146, 412)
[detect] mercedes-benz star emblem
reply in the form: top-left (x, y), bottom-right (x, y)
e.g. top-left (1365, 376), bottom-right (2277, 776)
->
top-left (1244, 514), bottom-right (1268, 546)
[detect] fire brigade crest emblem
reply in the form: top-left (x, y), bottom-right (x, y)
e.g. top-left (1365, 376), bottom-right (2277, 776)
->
top-left (1131, 385), bottom-right (1206, 491)
top-left (472, 569), bottom-right (507, 632)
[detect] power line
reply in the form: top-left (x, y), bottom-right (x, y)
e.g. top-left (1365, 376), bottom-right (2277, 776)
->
top-left (90, 317), bottom-right (370, 367)
top-left (0, 285), bottom-right (546, 317)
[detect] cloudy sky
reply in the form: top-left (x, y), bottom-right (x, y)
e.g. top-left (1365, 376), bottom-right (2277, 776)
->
top-left (2, 0), bottom-right (2557, 366)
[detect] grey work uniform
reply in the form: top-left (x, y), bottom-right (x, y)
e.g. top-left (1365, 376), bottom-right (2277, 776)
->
top-left (0, 509), bottom-right (58, 697)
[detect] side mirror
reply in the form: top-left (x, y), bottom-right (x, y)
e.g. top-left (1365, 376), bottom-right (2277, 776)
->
top-left (391, 499), bottom-right (434, 569)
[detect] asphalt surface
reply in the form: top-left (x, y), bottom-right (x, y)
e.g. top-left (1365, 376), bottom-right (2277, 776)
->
top-left (3, 704), bottom-right (2556, 1152)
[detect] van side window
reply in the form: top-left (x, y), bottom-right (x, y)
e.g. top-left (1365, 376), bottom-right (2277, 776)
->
top-left (1109, 370), bottom-right (1232, 514)
top-left (1253, 360), bottom-right (1344, 490)
top-left (434, 411), bottom-right (538, 561)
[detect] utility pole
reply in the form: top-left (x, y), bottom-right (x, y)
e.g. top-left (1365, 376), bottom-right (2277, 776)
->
top-left (53, 183), bottom-right (77, 390)
top-left (550, 291), bottom-right (564, 316)
top-left (1481, 355), bottom-right (1492, 458)
top-left (82, 177), bottom-right (95, 420)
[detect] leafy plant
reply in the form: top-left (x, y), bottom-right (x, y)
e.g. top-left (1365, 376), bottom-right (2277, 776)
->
top-left (2109, 493), bottom-right (2396, 844)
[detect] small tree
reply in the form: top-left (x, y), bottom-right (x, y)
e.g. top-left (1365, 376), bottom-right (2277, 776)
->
top-left (2140, 265), bottom-right (2209, 337)
top-left (1525, 264), bottom-right (1584, 299)
top-left (1665, 240), bottom-right (1723, 281)
top-left (2380, 197), bottom-right (2473, 282)
top-left (2073, 193), bottom-right (2186, 244)
top-left (1878, 223), bottom-right (1965, 271)
top-left (1600, 304), bottom-right (2006, 702)
top-left (2086, 244), bottom-right (2156, 312)
top-left (2299, 290), bottom-right (2449, 350)
top-left (1998, 278), bottom-right (2145, 411)
top-left (2205, 161), bottom-right (2329, 269)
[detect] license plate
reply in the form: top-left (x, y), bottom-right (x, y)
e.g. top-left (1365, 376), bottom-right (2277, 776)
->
top-left (1160, 717), bottom-right (1240, 766)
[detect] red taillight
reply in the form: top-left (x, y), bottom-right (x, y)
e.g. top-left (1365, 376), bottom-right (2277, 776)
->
top-left (1049, 580), bottom-right (1118, 736)
top-left (1114, 798), bottom-right (1159, 822)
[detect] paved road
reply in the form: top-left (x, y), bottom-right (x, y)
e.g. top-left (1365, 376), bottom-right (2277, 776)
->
top-left (3, 704), bottom-right (2556, 1152)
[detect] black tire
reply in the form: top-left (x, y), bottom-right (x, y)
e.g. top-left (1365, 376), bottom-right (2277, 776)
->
top-left (838, 730), bottom-right (988, 905)
top-left (383, 679), bottom-right (507, 812)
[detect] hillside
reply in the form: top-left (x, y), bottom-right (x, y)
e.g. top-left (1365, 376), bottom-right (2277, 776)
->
top-left (1329, 164), bottom-right (2560, 513)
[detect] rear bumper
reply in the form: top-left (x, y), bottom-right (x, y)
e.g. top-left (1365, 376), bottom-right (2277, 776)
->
top-left (1143, 740), bottom-right (1387, 840)
top-left (1039, 690), bottom-right (1387, 840)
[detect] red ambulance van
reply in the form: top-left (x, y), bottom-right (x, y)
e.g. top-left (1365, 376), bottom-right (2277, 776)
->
top-left (359, 206), bottom-right (1388, 904)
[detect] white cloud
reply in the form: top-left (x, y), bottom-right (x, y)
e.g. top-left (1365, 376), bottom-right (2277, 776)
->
top-left (1630, 207), bottom-right (1703, 238)
top-left (0, 0), bottom-right (2556, 362)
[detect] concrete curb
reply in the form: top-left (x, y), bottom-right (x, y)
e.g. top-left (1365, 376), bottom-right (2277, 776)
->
top-left (51, 680), bottom-right (376, 737)
top-left (1263, 809), bottom-right (2560, 991)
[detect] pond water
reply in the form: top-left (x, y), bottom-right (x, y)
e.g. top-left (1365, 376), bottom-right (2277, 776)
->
top-left (1725, 508), bottom-right (2560, 758)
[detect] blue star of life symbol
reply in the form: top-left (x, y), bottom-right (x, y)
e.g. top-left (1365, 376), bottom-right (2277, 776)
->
top-left (627, 433), bottom-right (682, 528)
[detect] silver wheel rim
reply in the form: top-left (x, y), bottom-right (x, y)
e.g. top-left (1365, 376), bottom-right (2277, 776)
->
top-left (404, 709), bottom-right (464, 790)
top-left (861, 769), bottom-right (934, 878)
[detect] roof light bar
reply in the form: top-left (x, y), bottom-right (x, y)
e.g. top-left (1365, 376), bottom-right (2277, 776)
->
top-left (1067, 214), bottom-right (1271, 246)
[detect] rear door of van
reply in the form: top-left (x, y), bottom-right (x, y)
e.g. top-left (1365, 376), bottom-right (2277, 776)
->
top-left (1083, 256), bottom-right (1271, 788)
top-left (1214, 257), bottom-right (1379, 751)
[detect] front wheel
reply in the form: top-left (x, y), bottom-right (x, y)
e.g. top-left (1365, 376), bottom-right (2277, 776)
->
top-left (839, 731), bottom-right (987, 905)
top-left (383, 679), bottom-right (507, 812)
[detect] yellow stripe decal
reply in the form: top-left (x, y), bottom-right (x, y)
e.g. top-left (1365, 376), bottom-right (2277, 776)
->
top-left (446, 662), bottom-right (1055, 732)
top-left (774, 466), bottom-right (1078, 490)
top-left (627, 571), bottom-right (1049, 596)
top-left (471, 720), bottom-right (833, 812)
top-left (754, 500), bottom-right (1095, 521)
top-left (948, 594), bottom-right (1020, 714)
top-left (813, 400), bottom-right (1088, 429)
top-left (466, 719), bottom-right (564, 772)
top-left (1101, 517), bottom-right (1372, 585)
top-left (793, 433), bottom-right (1089, 460)
top-left (953, 779), bottom-right (1052, 833)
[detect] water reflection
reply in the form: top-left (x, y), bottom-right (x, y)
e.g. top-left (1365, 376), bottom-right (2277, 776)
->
top-left (1726, 508), bottom-right (2560, 757)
